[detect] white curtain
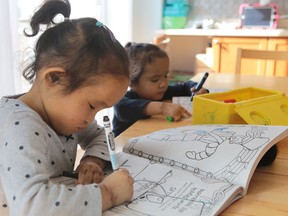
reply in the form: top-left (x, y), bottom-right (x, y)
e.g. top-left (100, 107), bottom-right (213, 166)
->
top-left (0, 0), bottom-right (22, 97)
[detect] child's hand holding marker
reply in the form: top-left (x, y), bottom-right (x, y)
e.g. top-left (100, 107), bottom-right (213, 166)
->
top-left (191, 72), bottom-right (210, 101)
top-left (191, 87), bottom-right (209, 96)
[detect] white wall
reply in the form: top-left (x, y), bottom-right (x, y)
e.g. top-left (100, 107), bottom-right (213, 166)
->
top-left (131, 0), bottom-right (163, 43)
top-left (0, 0), bottom-right (21, 97)
top-left (104, 0), bottom-right (133, 45)
top-left (105, 0), bottom-right (163, 45)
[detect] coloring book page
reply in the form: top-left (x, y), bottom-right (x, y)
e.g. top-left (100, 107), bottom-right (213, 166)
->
top-left (123, 124), bottom-right (288, 192)
top-left (103, 152), bottom-right (242, 216)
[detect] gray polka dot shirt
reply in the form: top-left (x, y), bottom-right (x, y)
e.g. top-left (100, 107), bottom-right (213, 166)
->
top-left (0, 97), bottom-right (111, 215)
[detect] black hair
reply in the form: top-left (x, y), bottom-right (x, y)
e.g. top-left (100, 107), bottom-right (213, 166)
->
top-left (258, 144), bottom-right (278, 166)
top-left (23, 0), bottom-right (129, 94)
top-left (124, 42), bottom-right (168, 85)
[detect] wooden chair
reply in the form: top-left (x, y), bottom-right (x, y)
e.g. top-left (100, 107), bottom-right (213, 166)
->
top-left (234, 48), bottom-right (288, 75)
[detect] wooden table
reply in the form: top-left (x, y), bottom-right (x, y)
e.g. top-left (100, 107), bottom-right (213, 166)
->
top-left (115, 73), bottom-right (288, 216)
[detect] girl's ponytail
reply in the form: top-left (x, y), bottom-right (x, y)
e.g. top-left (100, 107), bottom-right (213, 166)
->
top-left (24, 0), bottom-right (71, 37)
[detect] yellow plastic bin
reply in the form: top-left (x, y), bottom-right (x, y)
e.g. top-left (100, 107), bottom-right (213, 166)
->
top-left (193, 87), bottom-right (285, 124)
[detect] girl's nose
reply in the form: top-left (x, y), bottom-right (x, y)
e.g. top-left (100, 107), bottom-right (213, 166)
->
top-left (85, 112), bottom-right (97, 124)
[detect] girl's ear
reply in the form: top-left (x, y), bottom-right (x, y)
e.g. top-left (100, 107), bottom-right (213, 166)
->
top-left (43, 67), bottom-right (67, 85)
top-left (48, 72), bottom-right (64, 83)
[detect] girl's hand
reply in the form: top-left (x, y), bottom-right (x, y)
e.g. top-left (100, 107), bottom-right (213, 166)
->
top-left (75, 156), bottom-right (105, 184)
top-left (190, 87), bottom-right (209, 95)
top-left (100, 169), bottom-right (134, 211)
top-left (161, 102), bottom-right (191, 121)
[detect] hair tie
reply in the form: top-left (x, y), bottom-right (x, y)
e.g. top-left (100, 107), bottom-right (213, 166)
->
top-left (96, 21), bottom-right (104, 27)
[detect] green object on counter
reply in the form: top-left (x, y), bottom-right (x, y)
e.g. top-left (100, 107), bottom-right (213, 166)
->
top-left (163, 16), bottom-right (187, 29)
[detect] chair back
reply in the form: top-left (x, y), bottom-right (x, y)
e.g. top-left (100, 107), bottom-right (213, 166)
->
top-left (234, 48), bottom-right (288, 74)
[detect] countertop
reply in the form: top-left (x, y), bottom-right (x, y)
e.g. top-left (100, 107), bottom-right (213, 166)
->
top-left (157, 28), bottom-right (288, 37)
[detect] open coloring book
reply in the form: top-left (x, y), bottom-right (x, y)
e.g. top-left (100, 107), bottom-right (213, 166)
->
top-left (103, 124), bottom-right (288, 216)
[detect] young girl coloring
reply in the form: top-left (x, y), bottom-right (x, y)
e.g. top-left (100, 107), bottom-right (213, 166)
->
top-left (0, 0), bottom-right (133, 215)
top-left (112, 42), bottom-right (209, 137)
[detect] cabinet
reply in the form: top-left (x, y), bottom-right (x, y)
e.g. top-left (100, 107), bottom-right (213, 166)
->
top-left (212, 37), bottom-right (288, 76)
top-left (267, 38), bottom-right (288, 76)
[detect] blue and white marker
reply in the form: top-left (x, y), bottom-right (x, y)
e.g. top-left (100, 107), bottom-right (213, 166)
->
top-left (103, 115), bottom-right (118, 170)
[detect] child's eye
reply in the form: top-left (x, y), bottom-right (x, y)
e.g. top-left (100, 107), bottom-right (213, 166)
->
top-left (89, 104), bottom-right (95, 110)
top-left (151, 79), bottom-right (159, 83)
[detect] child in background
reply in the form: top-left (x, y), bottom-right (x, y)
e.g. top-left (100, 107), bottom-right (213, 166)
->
top-left (0, 0), bottom-right (133, 215)
top-left (112, 42), bottom-right (209, 137)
